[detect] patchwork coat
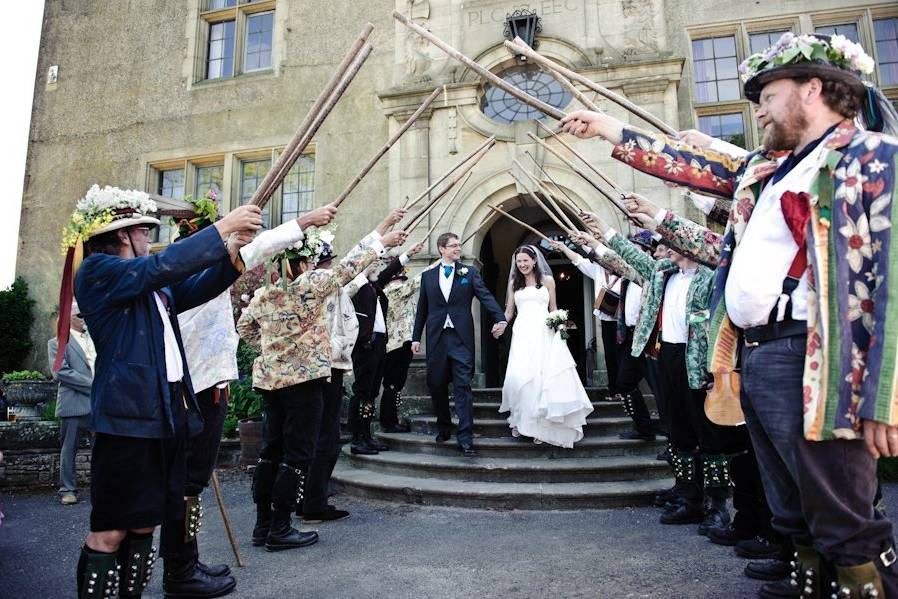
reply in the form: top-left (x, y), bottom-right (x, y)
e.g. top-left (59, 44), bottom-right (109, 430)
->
top-left (611, 120), bottom-right (898, 439)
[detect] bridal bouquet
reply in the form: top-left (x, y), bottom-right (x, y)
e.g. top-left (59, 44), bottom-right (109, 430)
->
top-left (546, 309), bottom-right (577, 340)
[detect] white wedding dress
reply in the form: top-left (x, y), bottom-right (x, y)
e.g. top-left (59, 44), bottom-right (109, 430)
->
top-left (499, 285), bottom-right (593, 448)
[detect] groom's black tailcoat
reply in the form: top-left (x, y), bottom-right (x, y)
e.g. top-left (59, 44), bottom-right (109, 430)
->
top-left (412, 263), bottom-right (505, 445)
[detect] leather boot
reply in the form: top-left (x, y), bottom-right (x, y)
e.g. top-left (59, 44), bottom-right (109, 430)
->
top-left (77, 545), bottom-right (120, 599)
top-left (187, 538), bottom-right (231, 578)
top-left (117, 532), bottom-right (157, 598)
top-left (759, 543), bottom-right (831, 599)
top-left (660, 452), bottom-right (703, 524)
top-left (265, 463), bottom-right (319, 552)
top-left (162, 541), bottom-right (236, 599)
top-left (251, 458), bottom-right (277, 546)
top-left (362, 420), bottom-right (389, 452)
top-left (698, 488), bottom-right (731, 536)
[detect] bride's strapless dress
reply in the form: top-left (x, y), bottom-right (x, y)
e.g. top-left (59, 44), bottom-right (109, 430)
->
top-left (499, 285), bottom-right (593, 448)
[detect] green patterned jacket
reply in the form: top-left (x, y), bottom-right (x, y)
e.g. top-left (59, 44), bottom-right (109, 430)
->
top-left (608, 232), bottom-right (715, 389)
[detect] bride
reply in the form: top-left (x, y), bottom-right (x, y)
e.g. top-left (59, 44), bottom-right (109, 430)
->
top-left (499, 245), bottom-right (593, 448)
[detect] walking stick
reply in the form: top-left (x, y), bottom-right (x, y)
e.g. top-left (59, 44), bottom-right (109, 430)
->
top-left (414, 170), bottom-right (473, 243)
top-left (488, 205), bottom-right (551, 242)
top-left (511, 173), bottom-right (575, 234)
top-left (535, 120), bottom-right (629, 196)
top-left (211, 470), bottom-right (245, 568)
top-left (505, 37), bottom-right (678, 136)
top-left (403, 136), bottom-right (495, 212)
top-left (513, 159), bottom-right (580, 231)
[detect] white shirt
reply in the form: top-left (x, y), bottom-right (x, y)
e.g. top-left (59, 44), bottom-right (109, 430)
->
top-left (153, 292), bottom-right (184, 383)
top-left (572, 254), bottom-right (621, 322)
top-left (624, 281), bottom-right (642, 327)
top-left (439, 261), bottom-right (455, 328)
top-left (70, 329), bottom-right (96, 372)
top-left (661, 268), bottom-right (696, 344)
top-left (724, 144), bottom-right (823, 328)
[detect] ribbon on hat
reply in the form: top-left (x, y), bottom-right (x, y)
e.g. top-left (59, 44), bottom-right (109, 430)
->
top-left (53, 239), bottom-right (84, 372)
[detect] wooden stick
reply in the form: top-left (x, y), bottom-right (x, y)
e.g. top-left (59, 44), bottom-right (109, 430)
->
top-left (250, 23), bottom-right (374, 208)
top-left (404, 139), bottom-right (494, 231)
top-left (535, 120), bottom-right (628, 196)
top-left (525, 131), bottom-right (637, 223)
top-left (393, 11), bottom-right (565, 120)
top-left (543, 65), bottom-right (602, 112)
top-left (462, 216), bottom-right (493, 245)
top-left (417, 170), bottom-right (472, 243)
top-left (211, 471), bottom-right (245, 568)
top-left (404, 136), bottom-right (495, 212)
top-left (512, 173), bottom-right (574, 233)
top-left (331, 87), bottom-right (442, 207)
top-left (488, 205), bottom-right (550, 242)
top-left (506, 37), bottom-right (677, 136)
top-left (512, 159), bottom-right (579, 231)
top-left (517, 153), bottom-right (587, 229)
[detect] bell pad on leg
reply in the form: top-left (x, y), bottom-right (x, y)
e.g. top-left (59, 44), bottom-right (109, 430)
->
top-left (118, 534), bottom-right (157, 598)
top-left (183, 495), bottom-right (203, 543)
top-left (833, 561), bottom-right (885, 598)
top-left (702, 454), bottom-right (731, 489)
top-left (671, 452), bottom-right (696, 483)
top-left (77, 547), bottom-right (120, 599)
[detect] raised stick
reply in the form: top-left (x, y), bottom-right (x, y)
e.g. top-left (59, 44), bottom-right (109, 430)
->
top-left (393, 11), bottom-right (565, 120)
top-left (462, 217), bottom-right (493, 245)
top-left (414, 170), bottom-right (472, 241)
top-left (211, 470), bottom-right (244, 568)
top-left (543, 65), bottom-right (602, 112)
top-left (535, 120), bottom-right (628, 196)
top-left (488, 205), bottom-right (550, 242)
top-left (250, 24), bottom-right (374, 208)
top-left (506, 37), bottom-right (677, 136)
top-left (513, 159), bottom-right (579, 231)
top-left (511, 173), bottom-right (574, 234)
top-left (525, 131), bottom-right (637, 223)
top-left (404, 136), bottom-right (495, 212)
top-left (404, 139), bottom-right (494, 231)
top-left (331, 87), bottom-right (442, 207)
top-left (521, 150), bottom-right (591, 228)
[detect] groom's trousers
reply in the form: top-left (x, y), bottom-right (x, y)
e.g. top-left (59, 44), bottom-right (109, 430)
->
top-left (427, 328), bottom-right (475, 446)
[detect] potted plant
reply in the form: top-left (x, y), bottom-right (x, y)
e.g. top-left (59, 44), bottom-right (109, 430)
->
top-left (2, 370), bottom-right (57, 420)
top-left (226, 339), bottom-right (264, 465)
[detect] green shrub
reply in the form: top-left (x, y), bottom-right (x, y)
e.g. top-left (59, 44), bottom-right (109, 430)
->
top-left (0, 278), bottom-right (35, 373)
top-left (223, 378), bottom-right (263, 438)
top-left (236, 340), bottom-right (259, 378)
top-left (2, 370), bottom-right (47, 381)
top-left (42, 399), bottom-right (59, 422)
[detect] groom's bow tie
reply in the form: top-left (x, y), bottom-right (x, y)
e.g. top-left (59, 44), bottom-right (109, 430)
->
top-left (442, 264), bottom-right (454, 278)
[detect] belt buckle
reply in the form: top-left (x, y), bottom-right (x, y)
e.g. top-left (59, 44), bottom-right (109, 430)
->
top-left (881, 546), bottom-right (897, 567)
top-left (744, 339), bottom-right (760, 347)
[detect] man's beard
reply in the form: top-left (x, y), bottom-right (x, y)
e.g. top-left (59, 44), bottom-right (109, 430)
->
top-left (763, 95), bottom-right (808, 152)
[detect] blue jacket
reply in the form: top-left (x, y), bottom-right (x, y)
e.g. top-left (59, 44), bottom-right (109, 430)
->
top-left (74, 225), bottom-right (241, 439)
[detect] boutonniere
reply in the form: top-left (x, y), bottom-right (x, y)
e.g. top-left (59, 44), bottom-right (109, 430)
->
top-left (458, 266), bottom-right (469, 277)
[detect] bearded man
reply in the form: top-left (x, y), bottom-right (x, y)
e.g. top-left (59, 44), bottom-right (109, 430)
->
top-left (560, 32), bottom-right (898, 598)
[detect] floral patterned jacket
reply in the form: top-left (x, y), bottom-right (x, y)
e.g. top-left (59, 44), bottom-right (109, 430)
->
top-left (384, 273), bottom-right (423, 354)
top-left (236, 235), bottom-right (380, 390)
top-left (608, 232), bottom-right (714, 390)
top-left (611, 121), bottom-right (898, 439)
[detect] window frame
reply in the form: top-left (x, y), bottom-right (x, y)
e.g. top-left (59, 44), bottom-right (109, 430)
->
top-left (195, 0), bottom-right (276, 84)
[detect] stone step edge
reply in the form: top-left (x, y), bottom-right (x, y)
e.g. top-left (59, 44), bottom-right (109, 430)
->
top-left (342, 449), bottom-right (670, 471)
top-left (407, 415), bottom-right (634, 426)
top-left (376, 432), bottom-right (666, 448)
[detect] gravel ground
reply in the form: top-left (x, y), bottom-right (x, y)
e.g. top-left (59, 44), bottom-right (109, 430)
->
top-left (1, 471), bottom-right (895, 599)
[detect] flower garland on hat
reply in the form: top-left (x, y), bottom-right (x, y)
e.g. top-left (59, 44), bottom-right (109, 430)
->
top-left (60, 184), bottom-right (158, 253)
top-left (175, 188), bottom-right (219, 239)
top-left (270, 227), bottom-right (336, 288)
top-left (738, 32), bottom-right (874, 83)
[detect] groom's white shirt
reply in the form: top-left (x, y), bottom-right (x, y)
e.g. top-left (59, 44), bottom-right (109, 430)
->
top-left (439, 261), bottom-right (455, 329)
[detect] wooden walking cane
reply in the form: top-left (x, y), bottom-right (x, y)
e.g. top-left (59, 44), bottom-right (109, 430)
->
top-left (461, 217), bottom-right (493, 245)
top-left (512, 173), bottom-right (575, 234)
top-left (393, 12), bottom-right (566, 121)
top-left (404, 139), bottom-right (495, 231)
top-left (516, 153), bottom-right (589, 230)
top-left (505, 37), bottom-right (678, 137)
top-left (415, 170), bottom-right (473, 242)
top-left (250, 23), bottom-right (375, 209)
top-left (488, 205), bottom-right (551, 242)
top-left (512, 159), bottom-right (579, 231)
top-left (525, 131), bottom-right (640, 226)
top-left (535, 120), bottom-right (629, 196)
top-left (211, 470), bottom-right (245, 568)
top-left (404, 136), bottom-right (495, 212)
top-left (331, 87), bottom-right (442, 208)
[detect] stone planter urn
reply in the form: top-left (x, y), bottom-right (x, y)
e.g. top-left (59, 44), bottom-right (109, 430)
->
top-left (238, 417), bottom-right (263, 466)
top-left (3, 379), bottom-right (57, 421)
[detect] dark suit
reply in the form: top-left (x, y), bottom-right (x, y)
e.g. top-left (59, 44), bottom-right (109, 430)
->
top-left (48, 336), bottom-right (93, 495)
top-left (412, 262), bottom-right (505, 446)
top-left (350, 257), bottom-right (404, 437)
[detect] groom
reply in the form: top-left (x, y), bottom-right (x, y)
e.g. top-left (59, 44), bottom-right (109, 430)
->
top-left (412, 232), bottom-right (507, 457)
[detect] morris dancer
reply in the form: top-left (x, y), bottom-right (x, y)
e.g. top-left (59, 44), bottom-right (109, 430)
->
top-left (59, 185), bottom-right (261, 599)
top-left (561, 31), bottom-right (898, 596)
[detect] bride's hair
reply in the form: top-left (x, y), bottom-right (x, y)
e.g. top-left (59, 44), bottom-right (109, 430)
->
top-left (511, 246), bottom-right (544, 292)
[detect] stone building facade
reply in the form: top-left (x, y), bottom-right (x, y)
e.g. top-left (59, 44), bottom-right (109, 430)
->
top-left (16, 0), bottom-right (898, 383)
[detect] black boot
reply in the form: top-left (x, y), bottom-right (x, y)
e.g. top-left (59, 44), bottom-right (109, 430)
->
top-left (77, 545), bottom-right (119, 599)
top-left (251, 458), bottom-right (277, 546)
top-left (117, 532), bottom-right (157, 598)
top-left (187, 537), bottom-right (231, 578)
top-left (660, 452), bottom-right (703, 524)
top-left (181, 496), bottom-right (230, 578)
top-left (265, 463), bottom-right (319, 552)
top-left (697, 455), bottom-right (731, 536)
top-left (758, 543), bottom-right (832, 599)
top-left (362, 420), bottom-right (389, 452)
top-left (162, 540), bottom-right (236, 599)
top-left (745, 560), bottom-right (791, 582)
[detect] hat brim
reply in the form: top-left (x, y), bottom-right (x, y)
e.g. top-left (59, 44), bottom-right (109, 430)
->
top-left (89, 215), bottom-right (161, 238)
top-left (744, 62), bottom-right (865, 103)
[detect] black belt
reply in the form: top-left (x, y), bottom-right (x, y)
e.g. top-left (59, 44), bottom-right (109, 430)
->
top-left (372, 332), bottom-right (386, 340)
top-left (743, 319), bottom-right (807, 347)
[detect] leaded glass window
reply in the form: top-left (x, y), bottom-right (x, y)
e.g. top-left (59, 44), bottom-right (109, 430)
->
top-left (480, 65), bottom-right (572, 124)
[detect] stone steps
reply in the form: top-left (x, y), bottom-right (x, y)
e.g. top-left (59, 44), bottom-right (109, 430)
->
top-left (407, 414), bottom-right (634, 438)
top-left (342, 449), bottom-right (670, 483)
top-left (331, 465), bottom-right (672, 510)
top-left (372, 432), bottom-right (667, 459)
top-left (464, 400), bottom-right (623, 420)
